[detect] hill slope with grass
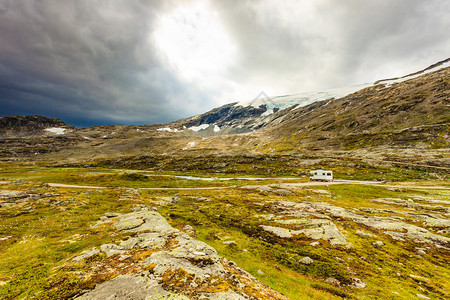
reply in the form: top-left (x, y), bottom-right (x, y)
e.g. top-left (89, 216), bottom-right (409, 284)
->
top-left (0, 59), bottom-right (448, 174)
top-left (261, 64), bottom-right (449, 151)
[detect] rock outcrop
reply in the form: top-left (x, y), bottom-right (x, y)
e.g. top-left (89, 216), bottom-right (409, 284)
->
top-left (0, 115), bottom-right (72, 137)
top-left (75, 206), bottom-right (287, 299)
top-left (0, 189), bottom-right (61, 208)
top-left (264, 200), bottom-right (450, 250)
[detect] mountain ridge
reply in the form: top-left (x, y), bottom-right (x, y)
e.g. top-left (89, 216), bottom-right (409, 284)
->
top-left (0, 59), bottom-right (448, 164)
top-left (171, 58), bottom-right (449, 136)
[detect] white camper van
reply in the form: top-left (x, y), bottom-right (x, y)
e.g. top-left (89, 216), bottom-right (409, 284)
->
top-left (310, 170), bottom-right (333, 181)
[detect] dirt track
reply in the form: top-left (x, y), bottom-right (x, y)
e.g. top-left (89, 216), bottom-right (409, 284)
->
top-left (47, 183), bottom-right (230, 190)
top-left (47, 181), bottom-right (450, 190)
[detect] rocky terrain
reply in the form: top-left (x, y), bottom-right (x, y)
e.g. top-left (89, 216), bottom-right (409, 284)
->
top-left (73, 206), bottom-right (286, 299)
top-left (1, 59), bottom-right (448, 164)
top-left (0, 59), bottom-right (449, 299)
top-left (0, 115), bottom-right (74, 137)
top-left (0, 169), bottom-right (448, 299)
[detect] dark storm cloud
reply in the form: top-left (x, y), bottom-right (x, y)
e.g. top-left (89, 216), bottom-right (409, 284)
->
top-left (0, 0), bottom-right (449, 126)
top-left (0, 0), bottom-right (206, 126)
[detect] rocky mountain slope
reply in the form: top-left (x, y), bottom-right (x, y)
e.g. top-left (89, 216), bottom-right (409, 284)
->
top-left (170, 85), bottom-right (373, 136)
top-left (0, 115), bottom-right (73, 137)
top-left (0, 116), bottom-right (79, 158)
top-left (0, 59), bottom-right (448, 173)
top-left (263, 64), bottom-right (449, 150)
top-left (172, 58), bottom-right (449, 137)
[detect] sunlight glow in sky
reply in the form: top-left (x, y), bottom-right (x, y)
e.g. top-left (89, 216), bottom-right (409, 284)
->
top-left (0, 0), bottom-right (448, 126)
top-left (154, 1), bottom-right (235, 82)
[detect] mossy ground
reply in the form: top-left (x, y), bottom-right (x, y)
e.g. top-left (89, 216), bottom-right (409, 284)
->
top-left (0, 162), bottom-right (448, 299)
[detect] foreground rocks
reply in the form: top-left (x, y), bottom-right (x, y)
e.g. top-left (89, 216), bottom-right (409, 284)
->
top-left (0, 189), bottom-right (60, 208)
top-left (75, 205), bottom-right (287, 299)
top-left (261, 200), bottom-right (450, 250)
top-left (260, 201), bottom-right (352, 248)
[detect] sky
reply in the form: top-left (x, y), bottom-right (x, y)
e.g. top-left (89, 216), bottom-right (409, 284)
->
top-left (0, 0), bottom-right (449, 127)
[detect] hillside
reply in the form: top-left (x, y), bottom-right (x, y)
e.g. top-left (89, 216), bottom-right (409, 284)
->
top-left (1, 61), bottom-right (449, 300)
top-left (0, 60), bottom-right (448, 174)
top-left (264, 65), bottom-right (449, 150)
top-left (0, 115), bottom-right (73, 137)
top-left (170, 58), bottom-right (449, 138)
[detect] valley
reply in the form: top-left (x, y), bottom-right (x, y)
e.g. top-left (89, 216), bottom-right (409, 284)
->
top-left (0, 161), bottom-right (449, 299)
top-left (0, 61), bottom-right (449, 299)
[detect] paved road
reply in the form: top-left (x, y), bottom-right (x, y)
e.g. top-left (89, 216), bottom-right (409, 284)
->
top-left (47, 181), bottom-right (343, 190)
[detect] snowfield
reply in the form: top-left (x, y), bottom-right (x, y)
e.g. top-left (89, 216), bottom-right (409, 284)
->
top-left (45, 127), bottom-right (66, 135)
top-left (157, 127), bottom-right (182, 132)
top-left (235, 84), bottom-right (372, 111)
top-left (377, 60), bottom-right (450, 87)
top-left (189, 124), bottom-right (210, 132)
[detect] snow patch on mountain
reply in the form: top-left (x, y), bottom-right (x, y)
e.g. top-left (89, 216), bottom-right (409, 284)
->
top-left (213, 125), bottom-right (220, 132)
top-left (235, 84), bottom-right (372, 111)
top-left (157, 127), bottom-right (182, 133)
top-left (261, 109), bottom-right (274, 117)
top-left (377, 59), bottom-right (450, 87)
top-left (189, 124), bottom-right (210, 132)
top-left (45, 127), bottom-right (66, 135)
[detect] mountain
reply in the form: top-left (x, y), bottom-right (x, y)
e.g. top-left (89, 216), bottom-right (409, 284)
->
top-left (263, 63), bottom-right (449, 151)
top-left (0, 116), bottom-right (77, 157)
top-left (173, 58), bottom-right (449, 137)
top-left (175, 84), bottom-right (373, 136)
top-left (0, 115), bottom-right (73, 137)
top-left (0, 58), bottom-right (448, 165)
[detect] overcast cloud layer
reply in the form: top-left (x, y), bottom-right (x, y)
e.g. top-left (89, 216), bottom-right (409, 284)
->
top-left (0, 0), bottom-right (449, 127)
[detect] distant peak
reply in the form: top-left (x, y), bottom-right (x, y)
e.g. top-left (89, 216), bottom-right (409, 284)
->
top-left (235, 84), bottom-right (372, 111)
top-left (375, 58), bottom-right (450, 85)
top-left (237, 91), bottom-right (276, 108)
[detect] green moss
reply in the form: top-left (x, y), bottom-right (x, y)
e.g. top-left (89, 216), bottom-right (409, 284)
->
top-left (0, 163), bottom-right (448, 299)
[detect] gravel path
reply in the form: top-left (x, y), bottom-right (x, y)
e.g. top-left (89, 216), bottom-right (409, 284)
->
top-left (47, 181), bottom-right (450, 190)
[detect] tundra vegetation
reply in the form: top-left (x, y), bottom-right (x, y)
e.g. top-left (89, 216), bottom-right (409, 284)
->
top-left (0, 160), bottom-right (448, 299)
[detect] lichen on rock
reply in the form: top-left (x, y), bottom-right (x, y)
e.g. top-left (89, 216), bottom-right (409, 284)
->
top-left (74, 206), bottom-right (287, 299)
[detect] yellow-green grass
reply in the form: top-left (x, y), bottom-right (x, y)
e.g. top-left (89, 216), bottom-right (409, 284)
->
top-left (0, 182), bottom-right (133, 299)
top-left (0, 164), bottom-right (448, 299)
top-left (0, 164), bottom-right (289, 189)
top-left (156, 186), bottom-right (449, 299)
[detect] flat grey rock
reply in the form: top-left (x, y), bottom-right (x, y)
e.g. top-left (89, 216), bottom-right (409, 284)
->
top-left (355, 230), bottom-right (374, 238)
top-left (77, 207), bottom-right (287, 300)
top-left (75, 273), bottom-right (189, 300)
top-left (72, 248), bottom-right (100, 262)
top-left (114, 217), bottom-right (144, 231)
top-left (269, 200), bottom-right (450, 249)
